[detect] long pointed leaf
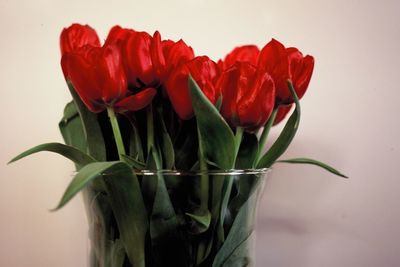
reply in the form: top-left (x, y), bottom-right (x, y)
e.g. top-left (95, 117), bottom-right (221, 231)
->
top-left (67, 81), bottom-right (106, 161)
top-left (109, 239), bottom-right (126, 267)
top-left (59, 101), bottom-right (87, 153)
top-left (276, 158), bottom-right (348, 178)
top-left (53, 161), bottom-right (121, 210)
top-left (59, 99), bottom-right (115, 265)
top-left (9, 142), bottom-right (95, 168)
top-left (257, 80), bottom-right (301, 168)
top-left (188, 76), bottom-right (236, 170)
top-left (120, 154), bottom-right (146, 170)
top-left (212, 175), bottom-right (263, 267)
top-left (126, 116), bottom-right (144, 162)
top-left (148, 149), bottom-right (188, 266)
top-left (155, 107), bottom-right (175, 169)
top-left (102, 162), bottom-right (148, 267)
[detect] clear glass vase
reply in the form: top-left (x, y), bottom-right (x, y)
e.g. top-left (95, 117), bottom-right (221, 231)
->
top-left (82, 168), bottom-right (270, 267)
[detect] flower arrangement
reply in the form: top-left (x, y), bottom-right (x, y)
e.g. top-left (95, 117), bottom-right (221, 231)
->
top-left (10, 24), bottom-right (346, 267)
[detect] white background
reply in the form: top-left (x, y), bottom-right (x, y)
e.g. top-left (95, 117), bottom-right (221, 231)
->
top-left (1, 0), bottom-right (400, 266)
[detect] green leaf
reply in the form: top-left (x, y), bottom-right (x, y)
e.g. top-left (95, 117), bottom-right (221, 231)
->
top-left (109, 239), bottom-right (126, 267)
top-left (207, 175), bottom-right (225, 253)
top-left (188, 75), bottom-right (236, 170)
top-left (59, 101), bottom-right (87, 153)
top-left (67, 81), bottom-right (106, 161)
top-left (276, 158), bottom-right (348, 178)
top-left (83, 186), bottom-right (114, 266)
top-left (127, 117), bottom-right (144, 162)
top-left (186, 210), bottom-right (211, 234)
top-left (149, 154), bottom-right (188, 266)
top-left (141, 146), bottom-right (158, 211)
top-left (257, 80), bottom-right (301, 168)
top-left (212, 178), bottom-right (263, 267)
top-left (220, 232), bottom-right (255, 267)
top-left (215, 95), bottom-right (223, 111)
top-left (59, 101), bottom-right (116, 266)
top-left (53, 161), bottom-right (121, 210)
top-left (227, 175), bottom-right (263, 230)
top-left (101, 162), bottom-right (148, 267)
top-left (8, 142), bottom-right (95, 168)
top-left (155, 107), bottom-right (175, 169)
top-left (120, 154), bottom-right (146, 170)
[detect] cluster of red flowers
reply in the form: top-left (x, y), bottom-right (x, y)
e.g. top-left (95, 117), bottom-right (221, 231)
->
top-left (60, 24), bottom-right (314, 130)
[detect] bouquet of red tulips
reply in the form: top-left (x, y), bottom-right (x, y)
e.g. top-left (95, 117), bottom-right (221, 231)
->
top-left (10, 24), bottom-right (346, 267)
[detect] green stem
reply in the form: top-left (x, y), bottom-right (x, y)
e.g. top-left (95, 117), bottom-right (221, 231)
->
top-left (146, 104), bottom-right (165, 169)
top-left (233, 127), bottom-right (244, 163)
top-left (146, 104), bottom-right (154, 154)
top-left (255, 108), bottom-right (278, 167)
top-left (146, 104), bottom-right (163, 170)
top-left (107, 106), bottom-right (126, 160)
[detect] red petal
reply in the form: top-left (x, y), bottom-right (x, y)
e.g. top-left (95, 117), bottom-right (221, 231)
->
top-left (124, 31), bottom-right (157, 87)
top-left (237, 68), bottom-right (275, 130)
top-left (61, 45), bottom-right (127, 113)
top-left (60, 24), bottom-right (100, 56)
top-left (114, 88), bottom-right (156, 112)
top-left (165, 64), bottom-right (193, 119)
top-left (61, 51), bottom-right (104, 113)
top-left (99, 45), bottom-right (127, 103)
top-left (151, 31), bottom-right (166, 80)
top-left (258, 39), bottom-right (289, 103)
top-left (217, 65), bottom-right (242, 125)
top-left (221, 45), bottom-right (260, 70)
top-left (165, 56), bottom-right (219, 120)
top-left (163, 39), bottom-right (195, 80)
top-left (104, 25), bottom-right (135, 46)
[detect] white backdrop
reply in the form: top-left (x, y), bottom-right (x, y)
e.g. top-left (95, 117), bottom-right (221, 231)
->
top-left (1, 0), bottom-right (400, 266)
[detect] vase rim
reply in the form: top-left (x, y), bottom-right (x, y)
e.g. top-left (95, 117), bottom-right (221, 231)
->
top-left (133, 168), bottom-right (271, 176)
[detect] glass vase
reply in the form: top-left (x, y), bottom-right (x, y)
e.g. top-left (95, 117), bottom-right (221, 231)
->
top-left (82, 168), bottom-right (270, 267)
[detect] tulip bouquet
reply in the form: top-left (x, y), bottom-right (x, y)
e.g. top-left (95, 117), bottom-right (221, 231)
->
top-left (10, 24), bottom-right (346, 267)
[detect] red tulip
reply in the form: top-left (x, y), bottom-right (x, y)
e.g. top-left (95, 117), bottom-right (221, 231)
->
top-left (61, 45), bottom-right (155, 113)
top-left (122, 31), bottom-right (165, 88)
top-left (218, 45), bottom-right (260, 70)
top-left (104, 25), bottom-right (135, 47)
top-left (258, 39), bottom-right (314, 105)
top-left (60, 24), bottom-right (100, 56)
top-left (286, 47), bottom-right (314, 102)
top-left (216, 62), bottom-right (275, 130)
top-left (114, 87), bottom-right (157, 113)
top-left (166, 56), bottom-right (219, 120)
top-left (150, 31), bottom-right (167, 81)
top-left (162, 39), bottom-right (195, 79)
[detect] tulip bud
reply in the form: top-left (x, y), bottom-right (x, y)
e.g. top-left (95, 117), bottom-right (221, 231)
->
top-left (258, 38), bottom-right (314, 105)
top-left (61, 45), bottom-right (127, 112)
top-left (166, 56), bottom-right (219, 120)
top-left (122, 31), bottom-right (165, 88)
top-left (162, 39), bottom-right (195, 79)
top-left (218, 45), bottom-right (260, 70)
top-left (217, 62), bottom-right (275, 131)
top-left (60, 24), bottom-right (100, 56)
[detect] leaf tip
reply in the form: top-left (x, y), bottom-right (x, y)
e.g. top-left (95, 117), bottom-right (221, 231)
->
top-left (7, 154), bottom-right (23, 165)
top-left (49, 206), bottom-right (61, 212)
